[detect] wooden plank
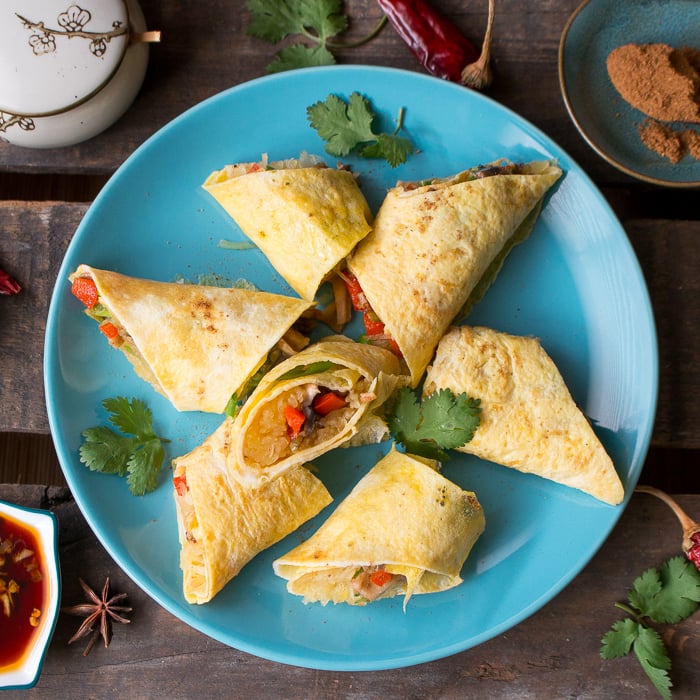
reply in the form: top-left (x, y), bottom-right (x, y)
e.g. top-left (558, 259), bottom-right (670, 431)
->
top-left (0, 0), bottom-right (643, 185)
top-left (2, 203), bottom-right (699, 451)
top-left (0, 202), bottom-right (85, 432)
top-left (1, 484), bottom-right (697, 699)
top-left (626, 220), bottom-right (700, 448)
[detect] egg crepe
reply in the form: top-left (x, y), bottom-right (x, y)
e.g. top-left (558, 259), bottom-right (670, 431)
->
top-left (423, 326), bottom-right (624, 505)
top-left (202, 156), bottom-right (373, 301)
top-left (346, 160), bottom-right (562, 385)
top-left (68, 265), bottom-right (312, 413)
top-left (231, 336), bottom-right (409, 489)
top-left (273, 448), bottom-right (485, 608)
top-left (173, 417), bottom-right (332, 604)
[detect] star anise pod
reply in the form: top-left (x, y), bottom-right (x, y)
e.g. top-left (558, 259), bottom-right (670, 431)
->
top-left (62, 577), bottom-right (132, 656)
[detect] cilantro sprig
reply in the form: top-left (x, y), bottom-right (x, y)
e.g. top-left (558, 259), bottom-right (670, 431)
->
top-left (79, 397), bottom-right (169, 496)
top-left (601, 556), bottom-right (700, 699)
top-left (246, 0), bottom-right (346, 72)
top-left (307, 93), bottom-right (415, 167)
top-left (247, 0), bottom-right (388, 73)
top-left (387, 387), bottom-right (481, 461)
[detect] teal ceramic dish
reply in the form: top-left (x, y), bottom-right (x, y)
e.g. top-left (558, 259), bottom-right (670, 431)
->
top-left (44, 65), bottom-right (657, 671)
top-left (0, 500), bottom-right (60, 689)
top-left (559, 0), bottom-right (700, 187)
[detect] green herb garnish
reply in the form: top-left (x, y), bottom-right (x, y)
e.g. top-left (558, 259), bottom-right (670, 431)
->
top-left (600, 556), bottom-right (700, 699)
top-left (79, 397), bottom-right (168, 496)
top-left (278, 360), bottom-right (336, 381)
top-left (246, 0), bottom-right (387, 73)
top-left (246, 0), bottom-right (347, 72)
top-left (307, 93), bottom-right (414, 167)
top-left (387, 387), bottom-right (481, 461)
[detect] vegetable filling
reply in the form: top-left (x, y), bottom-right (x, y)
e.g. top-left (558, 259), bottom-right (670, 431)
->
top-left (241, 378), bottom-right (373, 469)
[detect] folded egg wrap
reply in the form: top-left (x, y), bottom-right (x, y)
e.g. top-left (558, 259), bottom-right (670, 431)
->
top-left (230, 337), bottom-right (409, 489)
top-left (423, 325), bottom-right (624, 505)
top-left (203, 160), bottom-right (373, 300)
top-left (68, 265), bottom-right (311, 413)
top-left (273, 448), bottom-right (485, 607)
top-left (347, 160), bottom-right (562, 385)
top-left (173, 417), bottom-right (332, 604)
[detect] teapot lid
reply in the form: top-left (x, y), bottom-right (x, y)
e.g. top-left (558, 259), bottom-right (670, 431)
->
top-left (0, 0), bottom-right (131, 116)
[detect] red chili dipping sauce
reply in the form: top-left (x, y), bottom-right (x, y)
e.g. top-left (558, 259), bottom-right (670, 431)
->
top-left (0, 512), bottom-right (47, 669)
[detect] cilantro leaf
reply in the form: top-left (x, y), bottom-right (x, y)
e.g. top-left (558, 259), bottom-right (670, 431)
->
top-left (600, 618), bottom-right (639, 659)
top-left (267, 44), bottom-right (336, 72)
top-left (299, 0), bottom-right (347, 40)
top-left (103, 396), bottom-right (155, 440)
top-left (79, 426), bottom-right (134, 476)
top-left (388, 387), bottom-right (481, 461)
top-left (601, 556), bottom-right (700, 697)
top-left (79, 397), bottom-right (168, 496)
top-left (360, 133), bottom-right (416, 168)
top-left (645, 556), bottom-right (700, 623)
top-left (307, 93), bottom-right (415, 166)
top-left (127, 438), bottom-right (166, 496)
top-left (246, 0), bottom-right (347, 72)
top-left (633, 626), bottom-right (673, 700)
top-left (628, 567), bottom-right (663, 617)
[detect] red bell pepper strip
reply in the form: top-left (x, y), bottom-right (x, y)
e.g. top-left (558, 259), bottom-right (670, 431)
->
top-left (339, 270), bottom-right (369, 312)
top-left (370, 570), bottom-right (393, 587)
top-left (376, 0), bottom-right (479, 83)
top-left (173, 473), bottom-right (188, 496)
top-left (71, 277), bottom-right (99, 308)
top-left (99, 321), bottom-right (120, 340)
top-left (312, 391), bottom-right (347, 416)
top-left (284, 404), bottom-right (306, 438)
top-left (362, 310), bottom-right (386, 337)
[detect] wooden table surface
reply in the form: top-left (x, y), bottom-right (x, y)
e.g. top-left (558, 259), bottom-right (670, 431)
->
top-left (1, 1), bottom-right (698, 697)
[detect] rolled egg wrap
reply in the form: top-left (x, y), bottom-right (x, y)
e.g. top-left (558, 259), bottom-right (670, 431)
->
top-left (173, 417), bottom-right (332, 604)
top-left (68, 264), bottom-right (312, 413)
top-left (202, 155), bottom-right (373, 301)
top-left (347, 160), bottom-right (562, 385)
top-left (273, 448), bottom-right (485, 608)
top-left (230, 337), bottom-right (409, 488)
top-left (423, 325), bottom-right (624, 505)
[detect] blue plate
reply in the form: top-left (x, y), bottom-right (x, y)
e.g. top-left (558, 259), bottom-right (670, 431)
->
top-left (44, 65), bottom-right (657, 671)
top-left (559, 0), bottom-right (700, 187)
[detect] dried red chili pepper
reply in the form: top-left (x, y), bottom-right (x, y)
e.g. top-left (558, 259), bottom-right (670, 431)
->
top-left (636, 485), bottom-right (700, 572)
top-left (0, 266), bottom-right (21, 295)
top-left (376, 0), bottom-right (494, 88)
top-left (688, 532), bottom-right (700, 569)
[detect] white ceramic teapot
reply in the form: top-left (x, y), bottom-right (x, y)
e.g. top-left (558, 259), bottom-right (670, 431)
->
top-left (0, 0), bottom-right (160, 148)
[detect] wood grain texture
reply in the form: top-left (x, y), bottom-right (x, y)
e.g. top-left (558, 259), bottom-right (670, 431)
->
top-left (0, 484), bottom-right (697, 699)
top-left (0, 202), bottom-right (87, 433)
top-left (3, 204), bottom-right (698, 451)
top-left (0, 0), bottom-right (639, 185)
top-left (627, 220), bottom-right (700, 448)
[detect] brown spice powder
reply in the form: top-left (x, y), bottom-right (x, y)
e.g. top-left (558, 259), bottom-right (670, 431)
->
top-left (607, 43), bottom-right (700, 163)
top-left (639, 120), bottom-right (684, 163)
top-left (607, 43), bottom-right (700, 122)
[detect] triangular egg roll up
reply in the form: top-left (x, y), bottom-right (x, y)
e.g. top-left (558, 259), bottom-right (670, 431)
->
top-left (423, 326), bottom-right (624, 505)
top-left (230, 336), bottom-right (409, 488)
top-left (202, 155), bottom-right (373, 301)
top-left (273, 448), bottom-right (485, 608)
top-left (68, 265), bottom-right (312, 413)
top-left (346, 160), bottom-right (562, 385)
top-left (173, 417), bottom-right (332, 604)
